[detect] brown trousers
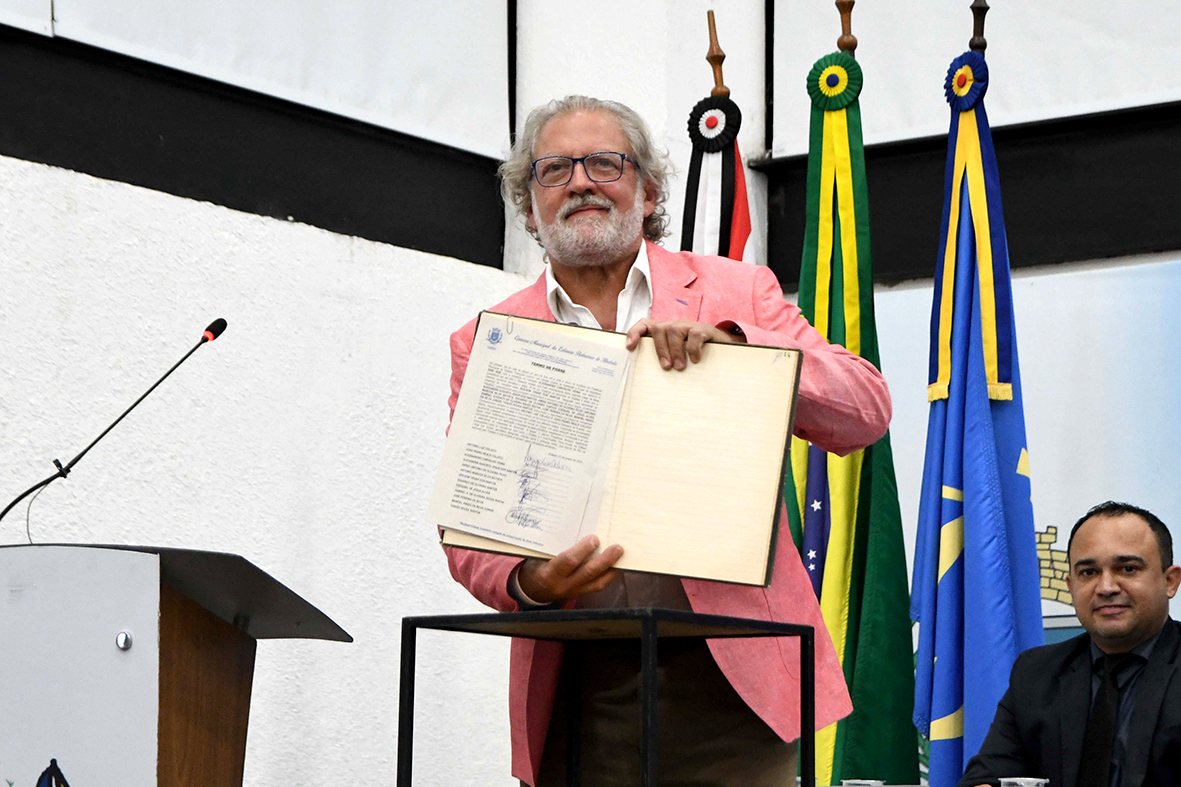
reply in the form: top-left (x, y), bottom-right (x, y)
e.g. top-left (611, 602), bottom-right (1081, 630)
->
top-left (526, 638), bottom-right (799, 787)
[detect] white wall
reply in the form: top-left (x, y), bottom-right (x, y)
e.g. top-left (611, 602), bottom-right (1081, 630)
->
top-left (0, 0), bottom-right (48, 34)
top-left (0, 153), bottom-right (525, 787)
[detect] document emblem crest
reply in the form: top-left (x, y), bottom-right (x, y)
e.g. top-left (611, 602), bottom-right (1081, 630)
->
top-left (488, 327), bottom-right (502, 344)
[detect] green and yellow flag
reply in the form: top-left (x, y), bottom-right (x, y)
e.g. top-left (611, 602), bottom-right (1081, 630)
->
top-left (783, 51), bottom-right (919, 785)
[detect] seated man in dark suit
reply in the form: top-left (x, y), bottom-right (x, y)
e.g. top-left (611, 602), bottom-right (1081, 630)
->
top-left (960, 501), bottom-right (1181, 787)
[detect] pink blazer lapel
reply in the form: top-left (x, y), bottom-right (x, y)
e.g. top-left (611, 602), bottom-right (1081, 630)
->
top-left (646, 241), bottom-right (703, 322)
top-left (505, 274), bottom-right (558, 322)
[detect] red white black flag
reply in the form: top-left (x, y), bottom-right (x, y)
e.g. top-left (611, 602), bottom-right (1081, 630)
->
top-left (679, 94), bottom-right (752, 261)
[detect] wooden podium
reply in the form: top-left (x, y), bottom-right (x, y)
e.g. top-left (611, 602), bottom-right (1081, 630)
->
top-left (0, 544), bottom-right (350, 786)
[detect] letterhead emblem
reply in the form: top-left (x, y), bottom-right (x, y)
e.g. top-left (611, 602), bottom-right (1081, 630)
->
top-left (488, 327), bottom-right (502, 344)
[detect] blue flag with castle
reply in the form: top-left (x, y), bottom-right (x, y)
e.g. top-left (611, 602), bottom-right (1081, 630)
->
top-left (910, 50), bottom-right (1044, 787)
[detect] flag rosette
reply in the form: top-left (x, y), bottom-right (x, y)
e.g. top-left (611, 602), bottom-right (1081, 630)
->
top-left (944, 51), bottom-right (988, 111)
top-left (680, 93), bottom-right (750, 259)
top-left (686, 95), bottom-right (742, 153)
top-left (806, 51), bottom-right (862, 111)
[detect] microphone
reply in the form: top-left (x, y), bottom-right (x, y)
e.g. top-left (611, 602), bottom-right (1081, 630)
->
top-left (204, 318), bottom-right (227, 342)
top-left (0, 318), bottom-right (230, 527)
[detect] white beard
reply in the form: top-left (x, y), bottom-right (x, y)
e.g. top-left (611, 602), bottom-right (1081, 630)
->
top-left (535, 187), bottom-right (645, 268)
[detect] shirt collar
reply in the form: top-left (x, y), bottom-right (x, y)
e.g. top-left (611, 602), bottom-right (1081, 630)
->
top-left (628, 239), bottom-right (652, 290)
top-left (544, 240), bottom-right (651, 325)
top-left (1089, 621), bottom-right (1165, 669)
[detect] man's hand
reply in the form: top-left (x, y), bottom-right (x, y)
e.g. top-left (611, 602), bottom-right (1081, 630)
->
top-left (625, 319), bottom-right (738, 371)
top-left (517, 535), bottom-right (624, 604)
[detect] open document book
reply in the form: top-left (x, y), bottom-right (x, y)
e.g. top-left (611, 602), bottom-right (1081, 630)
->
top-left (428, 312), bottom-right (802, 586)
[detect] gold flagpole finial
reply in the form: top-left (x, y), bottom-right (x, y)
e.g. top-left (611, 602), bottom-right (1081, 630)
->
top-left (970, 0), bottom-right (989, 53)
top-left (836, 0), bottom-right (857, 57)
top-left (706, 10), bottom-right (730, 98)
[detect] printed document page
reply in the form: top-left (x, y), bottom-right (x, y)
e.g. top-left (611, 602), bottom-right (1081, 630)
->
top-left (427, 313), bottom-right (630, 554)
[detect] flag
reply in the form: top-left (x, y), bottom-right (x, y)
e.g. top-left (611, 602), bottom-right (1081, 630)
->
top-left (910, 50), bottom-right (1044, 787)
top-left (680, 94), bottom-right (752, 260)
top-left (782, 50), bottom-right (918, 785)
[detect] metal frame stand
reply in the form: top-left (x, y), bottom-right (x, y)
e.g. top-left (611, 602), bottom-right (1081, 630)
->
top-left (395, 607), bottom-right (815, 787)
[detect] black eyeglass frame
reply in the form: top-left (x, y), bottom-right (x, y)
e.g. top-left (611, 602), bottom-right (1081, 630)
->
top-left (530, 151), bottom-right (638, 187)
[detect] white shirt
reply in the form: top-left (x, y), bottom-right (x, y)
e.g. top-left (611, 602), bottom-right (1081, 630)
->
top-left (544, 242), bottom-right (653, 332)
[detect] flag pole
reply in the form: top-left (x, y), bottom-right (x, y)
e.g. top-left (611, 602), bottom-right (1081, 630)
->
top-left (969, 0), bottom-right (989, 53)
top-left (706, 10), bottom-right (729, 97)
top-left (835, 0), bottom-right (857, 58)
top-left (679, 11), bottom-right (750, 259)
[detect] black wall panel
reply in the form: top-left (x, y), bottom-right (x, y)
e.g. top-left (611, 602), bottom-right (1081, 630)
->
top-left (0, 25), bottom-right (505, 268)
top-left (755, 101), bottom-right (1181, 289)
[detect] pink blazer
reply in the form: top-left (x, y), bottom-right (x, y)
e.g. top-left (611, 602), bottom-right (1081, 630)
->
top-left (444, 242), bottom-right (892, 784)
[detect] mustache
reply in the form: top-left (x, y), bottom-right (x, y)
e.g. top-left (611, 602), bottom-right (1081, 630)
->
top-left (557, 195), bottom-right (614, 220)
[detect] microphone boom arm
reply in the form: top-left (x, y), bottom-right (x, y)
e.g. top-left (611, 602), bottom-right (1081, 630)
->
top-left (0, 321), bottom-right (224, 526)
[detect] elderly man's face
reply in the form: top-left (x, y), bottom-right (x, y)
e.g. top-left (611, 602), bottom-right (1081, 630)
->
top-left (528, 110), bottom-right (656, 266)
top-left (1067, 512), bottom-right (1181, 653)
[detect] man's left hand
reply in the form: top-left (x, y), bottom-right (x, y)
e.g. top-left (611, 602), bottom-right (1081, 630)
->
top-left (625, 319), bottom-right (739, 370)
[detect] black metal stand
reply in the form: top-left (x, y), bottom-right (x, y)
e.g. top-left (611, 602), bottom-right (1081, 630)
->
top-left (395, 607), bottom-right (815, 787)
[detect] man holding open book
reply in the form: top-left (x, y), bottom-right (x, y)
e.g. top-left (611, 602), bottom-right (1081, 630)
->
top-left (441, 95), bottom-right (891, 786)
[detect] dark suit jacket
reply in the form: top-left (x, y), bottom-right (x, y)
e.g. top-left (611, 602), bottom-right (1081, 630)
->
top-left (959, 619), bottom-right (1181, 787)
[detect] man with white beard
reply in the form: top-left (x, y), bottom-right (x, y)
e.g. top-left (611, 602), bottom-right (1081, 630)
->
top-left (442, 95), bottom-right (893, 787)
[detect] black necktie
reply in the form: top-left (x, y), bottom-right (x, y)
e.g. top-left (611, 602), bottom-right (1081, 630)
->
top-left (1077, 652), bottom-right (1136, 787)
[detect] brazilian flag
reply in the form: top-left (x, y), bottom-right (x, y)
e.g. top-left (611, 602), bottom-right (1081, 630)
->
top-left (782, 51), bottom-right (919, 785)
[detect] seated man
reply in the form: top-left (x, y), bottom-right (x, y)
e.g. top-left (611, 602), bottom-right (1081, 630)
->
top-left (443, 95), bottom-right (892, 786)
top-left (960, 501), bottom-right (1181, 787)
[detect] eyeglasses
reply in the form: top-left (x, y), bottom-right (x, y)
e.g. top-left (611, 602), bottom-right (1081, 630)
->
top-left (530, 152), bottom-right (636, 187)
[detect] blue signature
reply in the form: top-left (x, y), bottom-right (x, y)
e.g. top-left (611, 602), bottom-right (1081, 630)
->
top-left (504, 445), bottom-right (571, 530)
top-left (506, 506), bottom-right (545, 530)
top-left (522, 446), bottom-right (573, 474)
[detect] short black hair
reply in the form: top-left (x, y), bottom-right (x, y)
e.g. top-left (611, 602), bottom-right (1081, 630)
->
top-left (1068, 501), bottom-right (1174, 570)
